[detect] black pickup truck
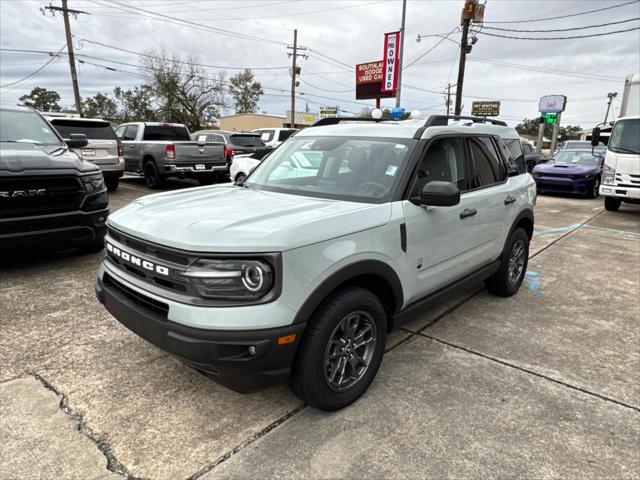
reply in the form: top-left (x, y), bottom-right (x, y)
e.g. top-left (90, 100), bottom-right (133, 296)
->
top-left (0, 107), bottom-right (109, 253)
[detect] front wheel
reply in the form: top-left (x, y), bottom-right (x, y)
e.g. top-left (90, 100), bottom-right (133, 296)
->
top-left (290, 286), bottom-right (386, 411)
top-left (604, 196), bottom-right (622, 211)
top-left (588, 178), bottom-right (600, 199)
top-left (485, 227), bottom-right (529, 297)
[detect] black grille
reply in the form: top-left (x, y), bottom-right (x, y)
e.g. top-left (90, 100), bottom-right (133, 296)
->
top-left (104, 272), bottom-right (169, 318)
top-left (0, 176), bottom-right (84, 218)
top-left (108, 228), bottom-right (188, 265)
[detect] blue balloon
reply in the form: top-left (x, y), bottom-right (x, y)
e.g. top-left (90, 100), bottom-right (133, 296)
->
top-left (390, 107), bottom-right (405, 120)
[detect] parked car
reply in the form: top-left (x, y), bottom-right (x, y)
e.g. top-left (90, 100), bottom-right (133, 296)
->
top-left (252, 128), bottom-right (298, 148)
top-left (230, 149), bottom-right (319, 183)
top-left (520, 138), bottom-right (545, 172)
top-left (45, 115), bottom-right (124, 191)
top-left (1, 107), bottom-right (108, 253)
top-left (557, 140), bottom-right (606, 155)
top-left (96, 114), bottom-right (535, 411)
top-left (115, 122), bottom-right (227, 189)
top-left (532, 149), bottom-right (604, 198)
top-left (191, 130), bottom-right (270, 164)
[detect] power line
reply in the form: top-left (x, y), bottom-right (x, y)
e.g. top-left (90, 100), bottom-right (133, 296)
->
top-left (476, 26), bottom-right (640, 40)
top-left (482, 17), bottom-right (639, 33)
top-left (484, 0), bottom-right (639, 24)
top-left (75, 36), bottom-right (289, 70)
top-left (0, 44), bottom-right (66, 88)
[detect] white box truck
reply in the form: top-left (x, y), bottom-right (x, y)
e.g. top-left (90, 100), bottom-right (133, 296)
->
top-left (593, 72), bottom-right (640, 211)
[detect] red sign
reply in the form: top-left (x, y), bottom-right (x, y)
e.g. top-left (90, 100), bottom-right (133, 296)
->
top-left (382, 31), bottom-right (400, 93)
top-left (356, 61), bottom-right (383, 85)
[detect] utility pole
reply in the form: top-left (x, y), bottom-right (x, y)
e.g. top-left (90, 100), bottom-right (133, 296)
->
top-left (603, 92), bottom-right (617, 123)
top-left (395, 0), bottom-right (407, 107)
top-left (454, 2), bottom-right (472, 116)
top-left (287, 30), bottom-right (307, 128)
top-left (43, 0), bottom-right (87, 116)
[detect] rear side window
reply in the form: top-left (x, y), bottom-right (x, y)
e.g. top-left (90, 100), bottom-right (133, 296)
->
top-left (258, 130), bottom-right (275, 142)
top-left (51, 120), bottom-right (116, 140)
top-left (208, 134), bottom-right (225, 143)
top-left (278, 129), bottom-right (296, 142)
top-left (230, 135), bottom-right (265, 147)
top-left (123, 125), bottom-right (138, 141)
top-left (468, 137), bottom-right (506, 188)
top-left (143, 125), bottom-right (190, 141)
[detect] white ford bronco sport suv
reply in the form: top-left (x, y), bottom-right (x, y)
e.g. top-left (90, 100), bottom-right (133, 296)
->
top-left (96, 115), bottom-right (536, 410)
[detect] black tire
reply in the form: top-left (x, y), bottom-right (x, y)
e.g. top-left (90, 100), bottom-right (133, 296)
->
top-left (235, 172), bottom-right (247, 184)
top-left (77, 239), bottom-right (104, 254)
top-left (144, 161), bottom-right (164, 189)
top-left (604, 196), bottom-right (622, 211)
top-left (485, 227), bottom-right (529, 297)
top-left (290, 286), bottom-right (387, 411)
top-left (105, 176), bottom-right (119, 192)
top-left (588, 178), bottom-right (600, 199)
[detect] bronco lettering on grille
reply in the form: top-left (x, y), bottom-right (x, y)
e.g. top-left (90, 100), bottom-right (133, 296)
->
top-left (106, 242), bottom-right (170, 276)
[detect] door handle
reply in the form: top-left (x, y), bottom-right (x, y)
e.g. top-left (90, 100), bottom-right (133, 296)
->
top-left (504, 196), bottom-right (517, 205)
top-left (459, 208), bottom-right (477, 219)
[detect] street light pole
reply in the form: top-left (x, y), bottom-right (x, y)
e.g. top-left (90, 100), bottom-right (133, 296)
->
top-left (395, 0), bottom-right (407, 107)
top-left (603, 92), bottom-right (617, 124)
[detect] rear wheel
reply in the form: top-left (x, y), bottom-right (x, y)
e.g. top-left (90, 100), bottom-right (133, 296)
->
top-left (144, 161), bottom-right (164, 189)
top-left (290, 286), bottom-right (386, 411)
top-left (105, 176), bottom-right (119, 192)
top-left (485, 227), bottom-right (529, 297)
top-left (604, 196), bottom-right (622, 211)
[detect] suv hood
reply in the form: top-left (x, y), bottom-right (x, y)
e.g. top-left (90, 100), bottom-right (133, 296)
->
top-left (108, 185), bottom-right (392, 252)
top-left (0, 143), bottom-right (99, 173)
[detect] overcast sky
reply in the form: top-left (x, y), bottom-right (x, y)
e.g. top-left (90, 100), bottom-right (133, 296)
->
top-left (1, 0), bottom-right (639, 127)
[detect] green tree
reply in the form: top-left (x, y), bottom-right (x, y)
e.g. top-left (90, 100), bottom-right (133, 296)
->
top-left (19, 87), bottom-right (62, 112)
top-left (228, 69), bottom-right (263, 114)
top-left (82, 92), bottom-right (118, 119)
top-left (142, 50), bottom-right (226, 130)
top-left (516, 118), bottom-right (582, 142)
top-left (114, 85), bottom-right (156, 122)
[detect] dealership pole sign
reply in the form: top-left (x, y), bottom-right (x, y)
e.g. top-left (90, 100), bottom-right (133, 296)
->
top-left (382, 31), bottom-right (400, 94)
top-left (355, 60), bottom-right (396, 100)
top-left (471, 101), bottom-right (500, 117)
top-left (538, 95), bottom-right (567, 114)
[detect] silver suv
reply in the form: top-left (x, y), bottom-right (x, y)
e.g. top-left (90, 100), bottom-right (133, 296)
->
top-left (96, 115), bottom-right (536, 410)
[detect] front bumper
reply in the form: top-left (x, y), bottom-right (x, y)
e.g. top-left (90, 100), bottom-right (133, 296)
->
top-left (600, 185), bottom-right (640, 200)
top-left (95, 269), bottom-right (305, 393)
top-left (533, 175), bottom-right (595, 195)
top-left (0, 207), bottom-right (108, 251)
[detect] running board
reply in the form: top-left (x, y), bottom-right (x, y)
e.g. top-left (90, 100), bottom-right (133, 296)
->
top-left (392, 260), bottom-right (501, 327)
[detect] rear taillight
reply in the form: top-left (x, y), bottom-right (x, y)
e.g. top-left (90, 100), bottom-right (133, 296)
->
top-left (165, 144), bottom-right (176, 160)
top-left (224, 146), bottom-right (234, 158)
top-left (117, 140), bottom-right (124, 157)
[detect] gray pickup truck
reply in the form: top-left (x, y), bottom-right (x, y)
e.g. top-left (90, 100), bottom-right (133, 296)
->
top-left (114, 122), bottom-right (227, 188)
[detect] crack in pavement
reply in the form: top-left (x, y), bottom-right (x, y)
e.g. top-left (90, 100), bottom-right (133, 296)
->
top-left (31, 372), bottom-right (146, 480)
top-left (185, 403), bottom-right (307, 480)
top-left (412, 332), bottom-right (640, 413)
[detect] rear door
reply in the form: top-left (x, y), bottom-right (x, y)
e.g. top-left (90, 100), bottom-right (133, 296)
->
top-left (51, 119), bottom-right (119, 167)
top-left (120, 124), bottom-right (140, 171)
top-left (402, 136), bottom-right (482, 302)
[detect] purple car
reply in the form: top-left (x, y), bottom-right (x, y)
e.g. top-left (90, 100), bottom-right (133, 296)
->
top-left (532, 149), bottom-right (604, 198)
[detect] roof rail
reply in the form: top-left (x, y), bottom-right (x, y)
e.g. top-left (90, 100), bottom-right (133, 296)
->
top-left (311, 117), bottom-right (386, 127)
top-left (412, 115), bottom-right (508, 139)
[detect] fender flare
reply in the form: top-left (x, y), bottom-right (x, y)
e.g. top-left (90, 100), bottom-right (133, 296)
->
top-left (293, 260), bottom-right (404, 325)
top-left (500, 207), bottom-right (535, 258)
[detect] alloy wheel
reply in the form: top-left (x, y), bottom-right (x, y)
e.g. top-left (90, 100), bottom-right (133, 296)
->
top-left (324, 311), bottom-right (377, 392)
top-left (508, 239), bottom-right (526, 286)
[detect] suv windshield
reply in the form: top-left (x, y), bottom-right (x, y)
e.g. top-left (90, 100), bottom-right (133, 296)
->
top-left (552, 150), bottom-right (602, 165)
top-left (609, 118), bottom-right (640, 154)
top-left (51, 119), bottom-right (117, 140)
top-left (230, 135), bottom-right (265, 147)
top-left (0, 109), bottom-right (63, 146)
top-left (246, 136), bottom-right (412, 202)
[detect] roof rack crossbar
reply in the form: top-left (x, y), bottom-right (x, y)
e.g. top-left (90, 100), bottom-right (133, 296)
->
top-left (311, 117), bottom-right (386, 127)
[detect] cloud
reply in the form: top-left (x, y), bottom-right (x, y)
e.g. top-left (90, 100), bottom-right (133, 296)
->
top-left (1, 0), bottom-right (639, 127)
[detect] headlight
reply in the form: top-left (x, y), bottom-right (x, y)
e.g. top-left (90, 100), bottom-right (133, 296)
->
top-left (182, 259), bottom-right (274, 300)
top-left (82, 173), bottom-right (105, 193)
top-left (602, 163), bottom-right (615, 185)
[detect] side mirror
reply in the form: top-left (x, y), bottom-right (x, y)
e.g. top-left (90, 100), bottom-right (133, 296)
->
top-left (412, 181), bottom-right (460, 207)
top-left (65, 133), bottom-right (88, 149)
top-left (591, 127), bottom-right (601, 147)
